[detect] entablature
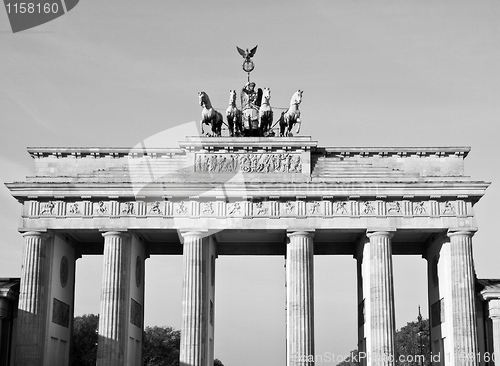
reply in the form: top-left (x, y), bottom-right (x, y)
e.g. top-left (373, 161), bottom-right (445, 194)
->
top-left (19, 195), bottom-right (475, 226)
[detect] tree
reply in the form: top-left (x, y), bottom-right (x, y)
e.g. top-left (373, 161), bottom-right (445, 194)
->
top-left (395, 317), bottom-right (431, 366)
top-left (142, 326), bottom-right (224, 366)
top-left (142, 326), bottom-right (181, 366)
top-left (337, 316), bottom-right (430, 366)
top-left (70, 314), bottom-right (99, 366)
top-left (70, 318), bottom-right (223, 366)
top-left (337, 350), bottom-right (359, 366)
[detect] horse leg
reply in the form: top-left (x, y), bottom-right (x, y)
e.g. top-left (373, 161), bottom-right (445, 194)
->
top-left (236, 117), bottom-right (242, 136)
top-left (200, 120), bottom-right (205, 135)
top-left (279, 113), bottom-right (285, 137)
top-left (247, 116), bottom-right (253, 136)
top-left (295, 118), bottom-right (301, 134)
top-left (212, 119), bottom-right (217, 137)
top-left (215, 114), bottom-right (222, 137)
top-left (264, 117), bottom-right (270, 136)
top-left (262, 114), bottom-right (270, 136)
top-left (287, 121), bottom-right (293, 137)
top-left (228, 116), bottom-right (234, 137)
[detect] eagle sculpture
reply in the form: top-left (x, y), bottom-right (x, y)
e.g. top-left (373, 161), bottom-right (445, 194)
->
top-left (237, 45), bottom-right (258, 61)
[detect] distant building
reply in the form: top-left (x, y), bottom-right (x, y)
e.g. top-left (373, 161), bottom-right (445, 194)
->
top-left (0, 278), bottom-right (19, 366)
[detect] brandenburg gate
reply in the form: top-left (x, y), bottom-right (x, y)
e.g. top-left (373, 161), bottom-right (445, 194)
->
top-left (6, 135), bottom-right (490, 366)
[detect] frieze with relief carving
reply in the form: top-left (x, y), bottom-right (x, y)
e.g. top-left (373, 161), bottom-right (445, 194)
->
top-left (195, 153), bottom-right (302, 173)
top-left (26, 199), bottom-right (467, 219)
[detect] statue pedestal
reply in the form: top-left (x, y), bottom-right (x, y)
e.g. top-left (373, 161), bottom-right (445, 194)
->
top-left (180, 136), bottom-right (317, 182)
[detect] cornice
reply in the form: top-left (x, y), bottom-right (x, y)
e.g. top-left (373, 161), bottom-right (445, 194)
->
top-left (26, 145), bottom-right (471, 159)
top-left (315, 146), bottom-right (470, 158)
top-left (27, 147), bottom-right (184, 159)
top-left (5, 180), bottom-right (490, 191)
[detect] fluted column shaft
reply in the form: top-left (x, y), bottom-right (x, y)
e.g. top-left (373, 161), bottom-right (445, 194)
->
top-left (286, 231), bottom-right (314, 366)
top-left (97, 232), bottom-right (130, 366)
top-left (15, 231), bottom-right (48, 366)
top-left (448, 230), bottom-right (478, 366)
top-left (367, 231), bottom-right (395, 366)
top-left (488, 299), bottom-right (500, 363)
top-left (180, 231), bottom-right (207, 366)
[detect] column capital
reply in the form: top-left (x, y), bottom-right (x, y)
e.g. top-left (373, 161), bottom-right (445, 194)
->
top-left (447, 228), bottom-right (477, 238)
top-left (181, 230), bottom-right (208, 238)
top-left (481, 289), bottom-right (500, 302)
top-left (21, 231), bottom-right (50, 239)
top-left (101, 230), bottom-right (130, 238)
top-left (180, 230), bottom-right (213, 244)
top-left (366, 229), bottom-right (395, 238)
top-left (286, 230), bottom-right (315, 239)
top-left (487, 299), bottom-right (500, 319)
top-left (180, 230), bottom-right (211, 241)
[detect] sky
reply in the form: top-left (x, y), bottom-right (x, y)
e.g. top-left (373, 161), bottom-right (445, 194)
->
top-left (0, 1), bottom-right (499, 365)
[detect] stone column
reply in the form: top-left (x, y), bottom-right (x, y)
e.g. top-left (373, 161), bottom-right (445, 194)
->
top-left (367, 231), bottom-right (395, 366)
top-left (286, 231), bottom-right (314, 366)
top-left (97, 231), bottom-right (130, 366)
top-left (180, 231), bottom-right (211, 366)
top-left (487, 299), bottom-right (500, 363)
top-left (15, 231), bottom-right (49, 366)
top-left (448, 230), bottom-right (478, 365)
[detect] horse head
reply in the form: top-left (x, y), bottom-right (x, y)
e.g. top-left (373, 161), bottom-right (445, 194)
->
top-left (262, 87), bottom-right (271, 104)
top-left (229, 90), bottom-right (237, 105)
top-left (290, 90), bottom-right (303, 106)
top-left (198, 91), bottom-right (206, 107)
top-left (199, 91), bottom-right (213, 109)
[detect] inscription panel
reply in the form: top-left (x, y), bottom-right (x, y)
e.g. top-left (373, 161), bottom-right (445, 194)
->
top-left (130, 298), bottom-right (142, 328)
top-left (52, 298), bottom-right (70, 328)
top-left (431, 298), bottom-right (445, 328)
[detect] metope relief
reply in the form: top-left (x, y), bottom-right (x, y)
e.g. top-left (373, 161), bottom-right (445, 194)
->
top-left (202, 202), bottom-right (215, 215)
top-left (121, 202), bottom-right (134, 215)
top-left (227, 202), bottom-right (242, 216)
top-left (148, 201), bottom-right (162, 215)
top-left (387, 202), bottom-right (401, 214)
top-left (40, 201), bottom-right (55, 215)
top-left (176, 201), bottom-right (189, 215)
top-left (254, 202), bottom-right (269, 216)
top-left (413, 201), bottom-right (427, 215)
top-left (68, 203), bottom-right (80, 215)
top-left (335, 201), bottom-right (348, 215)
top-left (195, 153), bottom-right (302, 174)
top-left (363, 201), bottom-right (375, 215)
top-left (95, 201), bottom-right (108, 215)
top-left (27, 198), bottom-right (464, 220)
top-left (441, 201), bottom-right (456, 215)
top-left (308, 201), bottom-right (322, 215)
top-left (283, 202), bottom-right (296, 216)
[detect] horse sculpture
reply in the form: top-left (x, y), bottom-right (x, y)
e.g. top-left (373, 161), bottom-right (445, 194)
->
top-left (226, 90), bottom-right (242, 137)
top-left (259, 87), bottom-right (273, 136)
top-left (199, 91), bottom-right (223, 136)
top-left (279, 90), bottom-right (303, 137)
